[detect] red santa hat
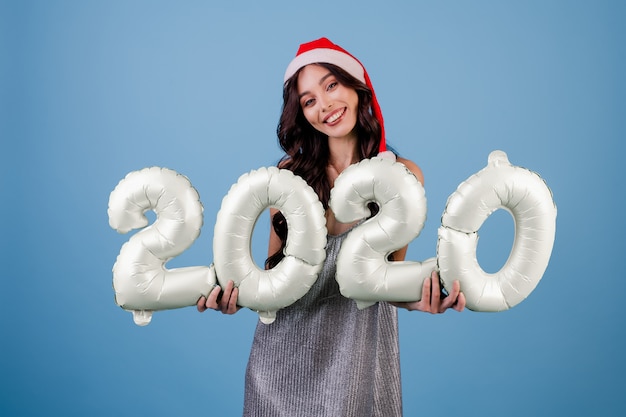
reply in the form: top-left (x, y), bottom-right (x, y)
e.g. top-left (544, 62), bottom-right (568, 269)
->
top-left (284, 37), bottom-right (387, 154)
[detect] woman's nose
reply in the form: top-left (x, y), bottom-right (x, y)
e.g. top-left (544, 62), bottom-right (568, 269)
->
top-left (320, 97), bottom-right (333, 111)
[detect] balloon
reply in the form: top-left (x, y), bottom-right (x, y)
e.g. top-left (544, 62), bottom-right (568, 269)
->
top-left (108, 167), bottom-right (216, 326)
top-left (437, 150), bottom-right (557, 311)
top-left (213, 167), bottom-right (327, 324)
top-left (329, 157), bottom-right (436, 309)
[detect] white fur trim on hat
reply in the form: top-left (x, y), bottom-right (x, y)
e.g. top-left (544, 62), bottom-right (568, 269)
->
top-left (284, 48), bottom-right (365, 83)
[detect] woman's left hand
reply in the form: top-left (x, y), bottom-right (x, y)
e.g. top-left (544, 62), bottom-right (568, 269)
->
top-left (392, 271), bottom-right (466, 313)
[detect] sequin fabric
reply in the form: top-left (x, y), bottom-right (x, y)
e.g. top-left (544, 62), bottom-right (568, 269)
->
top-left (243, 230), bottom-right (403, 417)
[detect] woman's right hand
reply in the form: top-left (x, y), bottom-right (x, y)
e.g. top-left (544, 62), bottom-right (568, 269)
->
top-left (196, 280), bottom-right (241, 314)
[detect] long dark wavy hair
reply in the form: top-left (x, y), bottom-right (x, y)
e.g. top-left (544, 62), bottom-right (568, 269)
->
top-left (266, 63), bottom-right (383, 269)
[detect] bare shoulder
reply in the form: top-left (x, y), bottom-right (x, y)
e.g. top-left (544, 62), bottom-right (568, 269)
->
top-left (396, 156), bottom-right (425, 185)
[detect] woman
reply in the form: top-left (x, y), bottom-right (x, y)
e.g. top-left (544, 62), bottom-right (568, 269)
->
top-left (198, 38), bottom-right (465, 416)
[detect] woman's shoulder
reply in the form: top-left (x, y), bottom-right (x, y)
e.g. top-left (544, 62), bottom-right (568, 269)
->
top-left (395, 155), bottom-right (425, 185)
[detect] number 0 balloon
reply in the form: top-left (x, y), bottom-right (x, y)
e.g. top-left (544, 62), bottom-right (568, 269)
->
top-left (437, 151), bottom-right (557, 311)
top-left (213, 167), bottom-right (327, 324)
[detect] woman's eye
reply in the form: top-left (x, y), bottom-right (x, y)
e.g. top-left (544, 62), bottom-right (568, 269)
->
top-left (303, 98), bottom-right (315, 107)
top-left (327, 82), bottom-right (338, 91)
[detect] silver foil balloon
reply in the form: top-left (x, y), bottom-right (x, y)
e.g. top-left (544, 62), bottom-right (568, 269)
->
top-left (329, 157), bottom-right (435, 309)
top-left (108, 167), bottom-right (216, 326)
top-left (213, 167), bottom-right (327, 324)
top-left (437, 150), bottom-right (557, 311)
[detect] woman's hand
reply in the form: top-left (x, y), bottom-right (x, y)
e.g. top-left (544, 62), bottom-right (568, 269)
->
top-left (392, 271), bottom-right (466, 313)
top-left (196, 280), bottom-right (241, 314)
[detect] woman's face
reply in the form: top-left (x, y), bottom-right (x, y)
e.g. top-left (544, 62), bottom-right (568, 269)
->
top-left (296, 64), bottom-right (359, 141)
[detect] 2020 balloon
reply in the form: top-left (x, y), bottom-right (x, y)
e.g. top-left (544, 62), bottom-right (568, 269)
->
top-left (108, 150), bottom-right (556, 326)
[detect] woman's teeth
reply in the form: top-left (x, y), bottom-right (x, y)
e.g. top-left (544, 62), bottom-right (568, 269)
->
top-left (326, 108), bottom-right (345, 123)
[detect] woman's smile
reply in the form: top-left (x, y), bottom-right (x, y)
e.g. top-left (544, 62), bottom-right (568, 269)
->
top-left (324, 107), bottom-right (346, 125)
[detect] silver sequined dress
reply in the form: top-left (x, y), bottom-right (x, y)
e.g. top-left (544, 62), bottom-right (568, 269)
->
top-left (243, 229), bottom-right (403, 417)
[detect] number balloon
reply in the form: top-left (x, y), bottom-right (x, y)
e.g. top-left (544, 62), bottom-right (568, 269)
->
top-left (108, 167), bottom-right (216, 326)
top-left (437, 150), bottom-right (557, 311)
top-left (213, 167), bottom-right (327, 324)
top-left (328, 157), bottom-right (436, 309)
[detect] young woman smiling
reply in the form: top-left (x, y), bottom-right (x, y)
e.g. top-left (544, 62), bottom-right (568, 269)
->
top-left (198, 37), bottom-right (465, 417)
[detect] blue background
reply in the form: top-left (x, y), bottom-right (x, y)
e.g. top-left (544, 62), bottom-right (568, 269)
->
top-left (2, 1), bottom-right (624, 416)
